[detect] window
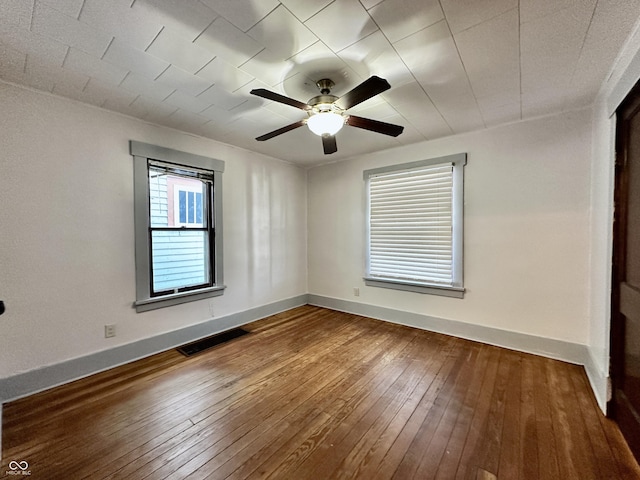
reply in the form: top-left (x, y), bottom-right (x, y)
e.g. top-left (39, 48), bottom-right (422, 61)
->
top-left (363, 153), bottom-right (466, 298)
top-left (174, 186), bottom-right (203, 227)
top-left (131, 141), bottom-right (225, 312)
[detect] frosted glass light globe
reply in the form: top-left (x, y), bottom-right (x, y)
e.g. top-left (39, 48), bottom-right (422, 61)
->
top-left (307, 112), bottom-right (344, 136)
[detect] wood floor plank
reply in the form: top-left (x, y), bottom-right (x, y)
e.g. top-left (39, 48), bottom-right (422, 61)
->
top-left (2, 305), bottom-right (638, 480)
top-left (452, 345), bottom-right (502, 480)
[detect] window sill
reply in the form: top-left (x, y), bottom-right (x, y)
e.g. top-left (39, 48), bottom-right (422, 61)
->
top-left (363, 277), bottom-right (465, 298)
top-left (134, 285), bottom-right (226, 312)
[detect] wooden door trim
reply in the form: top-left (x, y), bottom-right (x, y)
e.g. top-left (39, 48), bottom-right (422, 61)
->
top-left (610, 79), bottom-right (640, 415)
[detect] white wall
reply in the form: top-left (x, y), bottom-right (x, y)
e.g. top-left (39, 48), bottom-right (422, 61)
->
top-left (308, 109), bottom-right (593, 346)
top-left (0, 82), bottom-right (308, 380)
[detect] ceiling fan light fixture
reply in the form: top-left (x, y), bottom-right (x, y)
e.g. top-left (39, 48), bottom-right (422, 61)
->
top-left (307, 111), bottom-right (345, 136)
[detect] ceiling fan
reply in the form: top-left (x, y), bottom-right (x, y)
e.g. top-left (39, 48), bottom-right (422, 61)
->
top-left (250, 76), bottom-right (404, 155)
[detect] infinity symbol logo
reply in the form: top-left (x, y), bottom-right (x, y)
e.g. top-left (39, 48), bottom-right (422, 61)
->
top-left (8, 461), bottom-right (29, 471)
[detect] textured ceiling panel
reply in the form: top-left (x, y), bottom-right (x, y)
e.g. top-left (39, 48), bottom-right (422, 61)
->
top-left (0, 0), bottom-right (637, 165)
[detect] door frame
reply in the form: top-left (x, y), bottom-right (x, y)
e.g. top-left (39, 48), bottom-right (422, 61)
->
top-left (609, 79), bottom-right (640, 419)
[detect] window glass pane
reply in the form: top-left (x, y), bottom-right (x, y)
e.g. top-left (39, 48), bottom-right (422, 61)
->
top-left (188, 191), bottom-right (194, 223)
top-left (151, 230), bottom-right (210, 293)
top-left (179, 190), bottom-right (187, 224)
top-left (149, 168), bottom-right (169, 228)
top-left (196, 192), bottom-right (203, 224)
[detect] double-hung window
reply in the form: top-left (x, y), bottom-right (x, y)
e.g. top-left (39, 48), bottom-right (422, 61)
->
top-left (363, 153), bottom-right (466, 298)
top-left (131, 141), bottom-right (225, 312)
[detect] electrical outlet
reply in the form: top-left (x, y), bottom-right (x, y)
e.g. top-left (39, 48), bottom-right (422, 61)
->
top-left (104, 324), bottom-right (116, 338)
top-left (353, 287), bottom-right (360, 297)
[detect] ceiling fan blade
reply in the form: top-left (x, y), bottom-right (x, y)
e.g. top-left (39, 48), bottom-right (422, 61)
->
top-left (334, 76), bottom-right (391, 110)
top-left (322, 135), bottom-right (337, 155)
top-left (346, 115), bottom-right (404, 137)
top-left (255, 120), bottom-right (305, 141)
top-left (250, 88), bottom-right (310, 110)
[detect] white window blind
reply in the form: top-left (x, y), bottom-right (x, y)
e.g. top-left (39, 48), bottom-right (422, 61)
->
top-left (368, 163), bottom-right (454, 286)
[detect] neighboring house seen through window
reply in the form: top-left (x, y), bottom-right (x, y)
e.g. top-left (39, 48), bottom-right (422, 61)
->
top-left (363, 153), bottom-right (466, 298)
top-left (131, 141), bottom-right (225, 312)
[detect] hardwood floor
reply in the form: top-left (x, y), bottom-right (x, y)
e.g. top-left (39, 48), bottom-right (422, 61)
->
top-left (2, 305), bottom-right (639, 479)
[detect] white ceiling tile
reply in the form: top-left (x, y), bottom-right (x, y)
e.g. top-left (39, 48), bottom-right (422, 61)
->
top-left (521, 87), bottom-right (567, 117)
top-left (282, 43), bottom-right (364, 100)
top-left (101, 85), bottom-right (140, 110)
top-left (0, 43), bottom-right (26, 79)
top-left (194, 16), bottom-right (263, 67)
top-left (146, 27), bottom-right (215, 74)
top-left (381, 80), bottom-right (452, 137)
top-left (25, 52), bottom-right (90, 93)
top-left (164, 90), bottom-right (211, 113)
top-left (165, 109), bottom-right (210, 129)
top-left (520, 0), bottom-right (594, 24)
top-left (155, 65), bottom-right (213, 96)
top-left (337, 122), bottom-right (402, 153)
top-left (126, 96), bottom-right (150, 118)
top-left (479, 101), bottom-right (521, 126)
top-left (1, 0), bottom-right (33, 28)
top-left (54, 78), bottom-right (132, 109)
top-left (197, 84), bottom-right (247, 110)
top-left (348, 100), bottom-right (398, 119)
top-left (64, 48), bottom-right (129, 86)
top-left (361, 0), bottom-right (385, 8)
top-left (228, 96), bottom-right (263, 115)
top-left (304, 0), bottom-right (379, 52)
top-left (120, 73), bottom-right (175, 101)
top-left (239, 48), bottom-right (296, 87)
top-left (103, 40), bottom-right (169, 79)
top-left (104, 96), bottom-right (146, 117)
top-left (454, 8), bottom-right (519, 100)
top-left (196, 57), bottom-right (254, 92)
top-left (28, 56), bottom-right (90, 92)
top-left (394, 123), bottom-right (427, 144)
top-left (39, 0), bottom-right (84, 19)
top-left (260, 100), bottom-right (307, 122)
top-left (440, 0), bottom-right (517, 34)
top-left (199, 104), bottom-right (232, 123)
top-left (0, 21), bottom-right (68, 66)
top-left (338, 30), bottom-right (414, 89)
top-left (369, 0), bottom-right (444, 44)
top-left (32, 1), bottom-right (112, 57)
top-left (567, 0), bottom-right (640, 108)
top-left (76, 78), bottom-right (119, 107)
top-left (131, 95), bottom-right (178, 119)
top-left (247, 5), bottom-right (318, 58)
top-left (131, 0), bottom-right (218, 42)
top-left (279, 0), bottom-right (333, 22)
top-left (394, 20), bottom-right (484, 132)
top-left (520, 2), bottom-right (594, 96)
top-left (200, 0), bottom-right (279, 32)
top-left (80, 0), bottom-right (162, 51)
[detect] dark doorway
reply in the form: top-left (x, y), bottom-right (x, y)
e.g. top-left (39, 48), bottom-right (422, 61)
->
top-left (611, 78), bottom-right (640, 460)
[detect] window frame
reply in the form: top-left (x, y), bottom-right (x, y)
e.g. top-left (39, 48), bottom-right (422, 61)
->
top-left (131, 141), bottom-right (225, 312)
top-left (363, 153), bottom-right (466, 298)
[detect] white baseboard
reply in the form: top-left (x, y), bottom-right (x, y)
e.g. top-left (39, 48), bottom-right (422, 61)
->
top-left (583, 348), bottom-right (609, 414)
top-left (0, 295), bottom-right (308, 404)
top-left (308, 294), bottom-right (590, 366)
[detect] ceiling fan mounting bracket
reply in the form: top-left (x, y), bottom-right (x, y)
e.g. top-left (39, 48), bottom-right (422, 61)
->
top-left (316, 78), bottom-right (335, 95)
